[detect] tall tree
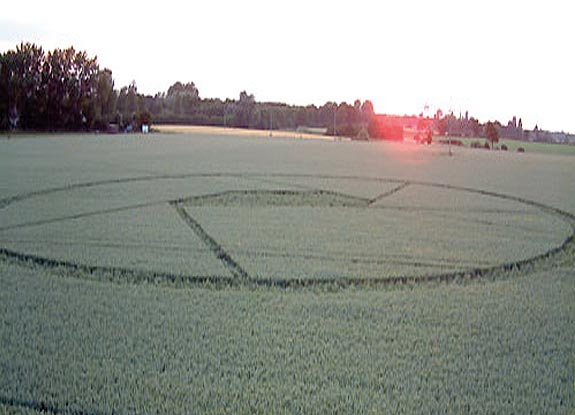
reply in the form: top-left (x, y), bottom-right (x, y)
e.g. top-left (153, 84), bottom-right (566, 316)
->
top-left (166, 81), bottom-right (199, 118)
top-left (485, 121), bottom-right (499, 149)
top-left (361, 100), bottom-right (374, 125)
top-left (0, 43), bottom-right (103, 130)
top-left (235, 91), bottom-right (255, 128)
top-left (125, 81), bottom-right (139, 123)
top-left (0, 43), bottom-right (44, 129)
top-left (89, 68), bottom-right (116, 129)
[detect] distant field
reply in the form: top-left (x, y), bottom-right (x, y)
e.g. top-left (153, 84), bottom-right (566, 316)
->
top-left (0, 130), bottom-right (573, 414)
top-left (5, 126), bottom-right (573, 156)
top-left (155, 124), bottom-right (335, 140)
top-left (434, 135), bottom-right (575, 156)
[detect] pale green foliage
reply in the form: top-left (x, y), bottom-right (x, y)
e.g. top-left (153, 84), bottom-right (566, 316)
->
top-left (0, 265), bottom-right (573, 414)
top-left (0, 132), bottom-right (574, 414)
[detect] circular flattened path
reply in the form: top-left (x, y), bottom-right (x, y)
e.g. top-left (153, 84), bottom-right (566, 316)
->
top-left (0, 173), bottom-right (573, 288)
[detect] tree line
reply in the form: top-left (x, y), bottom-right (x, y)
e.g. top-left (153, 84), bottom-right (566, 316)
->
top-left (0, 43), bottom-right (115, 131)
top-left (0, 43), bottom-right (377, 136)
top-left (2, 43), bottom-right (548, 142)
top-left (434, 110), bottom-right (525, 140)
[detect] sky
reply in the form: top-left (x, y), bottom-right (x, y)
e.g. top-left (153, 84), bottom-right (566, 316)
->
top-left (2, 0), bottom-right (574, 132)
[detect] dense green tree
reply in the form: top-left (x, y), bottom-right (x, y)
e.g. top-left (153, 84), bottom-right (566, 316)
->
top-left (167, 81), bottom-right (199, 99)
top-left (11, 43), bottom-right (537, 141)
top-left (0, 43), bottom-right (101, 130)
top-left (41, 47), bottom-right (99, 130)
top-left (1, 43), bottom-right (377, 135)
top-left (125, 82), bottom-right (139, 121)
top-left (88, 68), bottom-right (116, 130)
top-left (0, 43), bottom-right (44, 129)
top-left (165, 81), bottom-right (199, 118)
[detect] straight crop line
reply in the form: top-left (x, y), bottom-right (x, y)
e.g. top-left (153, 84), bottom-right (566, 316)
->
top-left (175, 189), bottom-right (369, 208)
top-left (0, 200), bottom-right (168, 232)
top-left (0, 237), bottom-right (216, 254)
top-left (368, 205), bottom-right (538, 215)
top-left (0, 246), bottom-right (233, 285)
top-left (368, 182), bottom-right (410, 205)
top-left (231, 248), bottom-right (493, 268)
top-left (170, 202), bottom-right (250, 279)
top-left (238, 174), bottom-right (316, 191)
top-left (0, 172), bottom-right (235, 210)
top-left (2, 172), bottom-right (574, 290)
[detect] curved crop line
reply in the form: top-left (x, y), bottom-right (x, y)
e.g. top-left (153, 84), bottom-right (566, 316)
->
top-left (0, 173), bottom-right (573, 290)
top-left (0, 172), bottom-right (408, 210)
top-left (0, 247), bottom-right (234, 286)
top-left (0, 395), bottom-right (109, 415)
top-left (1, 172), bottom-right (569, 219)
top-left (1, 173), bottom-right (574, 415)
top-left (0, 216), bottom-right (572, 291)
top-left (0, 172), bottom-right (245, 210)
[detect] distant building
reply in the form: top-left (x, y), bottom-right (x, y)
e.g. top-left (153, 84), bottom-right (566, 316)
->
top-left (524, 129), bottom-right (575, 144)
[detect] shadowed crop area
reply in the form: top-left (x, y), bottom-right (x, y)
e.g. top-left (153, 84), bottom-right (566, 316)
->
top-left (0, 131), bottom-right (574, 414)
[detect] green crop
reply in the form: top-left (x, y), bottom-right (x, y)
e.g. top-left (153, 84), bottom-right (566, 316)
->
top-left (0, 131), bottom-right (573, 414)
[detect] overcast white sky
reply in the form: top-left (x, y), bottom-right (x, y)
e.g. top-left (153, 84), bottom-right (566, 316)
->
top-left (2, 0), bottom-right (574, 132)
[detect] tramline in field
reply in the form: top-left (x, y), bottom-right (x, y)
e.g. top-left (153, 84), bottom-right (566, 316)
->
top-left (0, 131), bottom-right (573, 415)
top-left (0, 173), bottom-right (572, 287)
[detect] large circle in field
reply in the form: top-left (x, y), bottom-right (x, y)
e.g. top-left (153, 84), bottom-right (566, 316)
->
top-left (0, 174), bottom-right (572, 287)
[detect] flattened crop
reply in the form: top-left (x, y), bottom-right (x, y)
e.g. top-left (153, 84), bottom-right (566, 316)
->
top-left (0, 173), bottom-right (573, 288)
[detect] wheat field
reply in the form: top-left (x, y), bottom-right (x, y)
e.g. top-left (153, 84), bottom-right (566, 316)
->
top-left (1, 130), bottom-right (573, 414)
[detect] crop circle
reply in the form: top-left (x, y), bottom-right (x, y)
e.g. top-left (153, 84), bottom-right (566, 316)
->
top-left (0, 173), bottom-right (573, 288)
